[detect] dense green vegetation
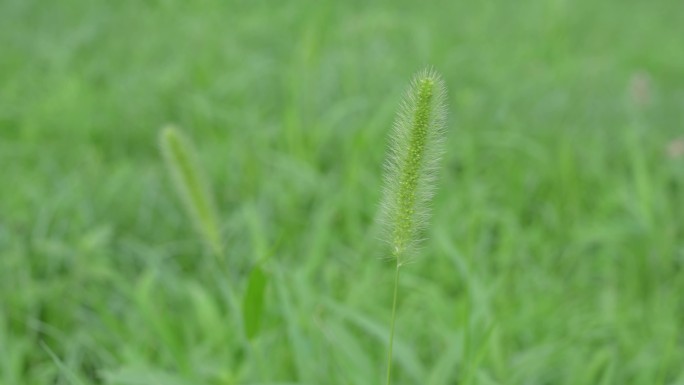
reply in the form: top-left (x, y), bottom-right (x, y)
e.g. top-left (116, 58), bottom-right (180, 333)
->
top-left (2, 1), bottom-right (684, 384)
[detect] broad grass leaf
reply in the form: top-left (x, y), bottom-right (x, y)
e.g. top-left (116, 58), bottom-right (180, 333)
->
top-left (242, 265), bottom-right (268, 340)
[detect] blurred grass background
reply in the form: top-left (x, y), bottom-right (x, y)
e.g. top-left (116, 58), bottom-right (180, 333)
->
top-left (2, 0), bottom-right (684, 384)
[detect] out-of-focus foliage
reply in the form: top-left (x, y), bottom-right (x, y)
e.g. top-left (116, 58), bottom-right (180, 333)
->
top-left (1, 0), bottom-right (684, 384)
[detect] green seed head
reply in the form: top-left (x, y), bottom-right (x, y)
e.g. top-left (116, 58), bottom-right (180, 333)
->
top-left (159, 126), bottom-right (223, 258)
top-left (381, 68), bottom-right (447, 264)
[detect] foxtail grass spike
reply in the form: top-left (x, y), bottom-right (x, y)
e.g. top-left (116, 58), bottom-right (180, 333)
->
top-left (159, 126), bottom-right (223, 258)
top-left (381, 68), bottom-right (447, 385)
top-left (381, 67), bottom-right (447, 264)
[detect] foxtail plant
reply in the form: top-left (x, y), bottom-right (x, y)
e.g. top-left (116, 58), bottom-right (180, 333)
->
top-left (159, 126), bottom-right (224, 258)
top-left (380, 68), bottom-right (447, 385)
top-left (159, 126), bottom-right (270, 343)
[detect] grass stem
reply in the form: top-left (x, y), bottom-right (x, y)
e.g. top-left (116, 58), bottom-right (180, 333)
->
top-left (385, 263), bottom-right (401, 385)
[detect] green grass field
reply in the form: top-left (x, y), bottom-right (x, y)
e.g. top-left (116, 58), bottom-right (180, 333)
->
top-left (2, 0), bottom-right (684, 384)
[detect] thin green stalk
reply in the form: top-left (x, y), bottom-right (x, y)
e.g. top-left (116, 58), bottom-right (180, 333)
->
top-left (385, 264), bottom-right (401, 385)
